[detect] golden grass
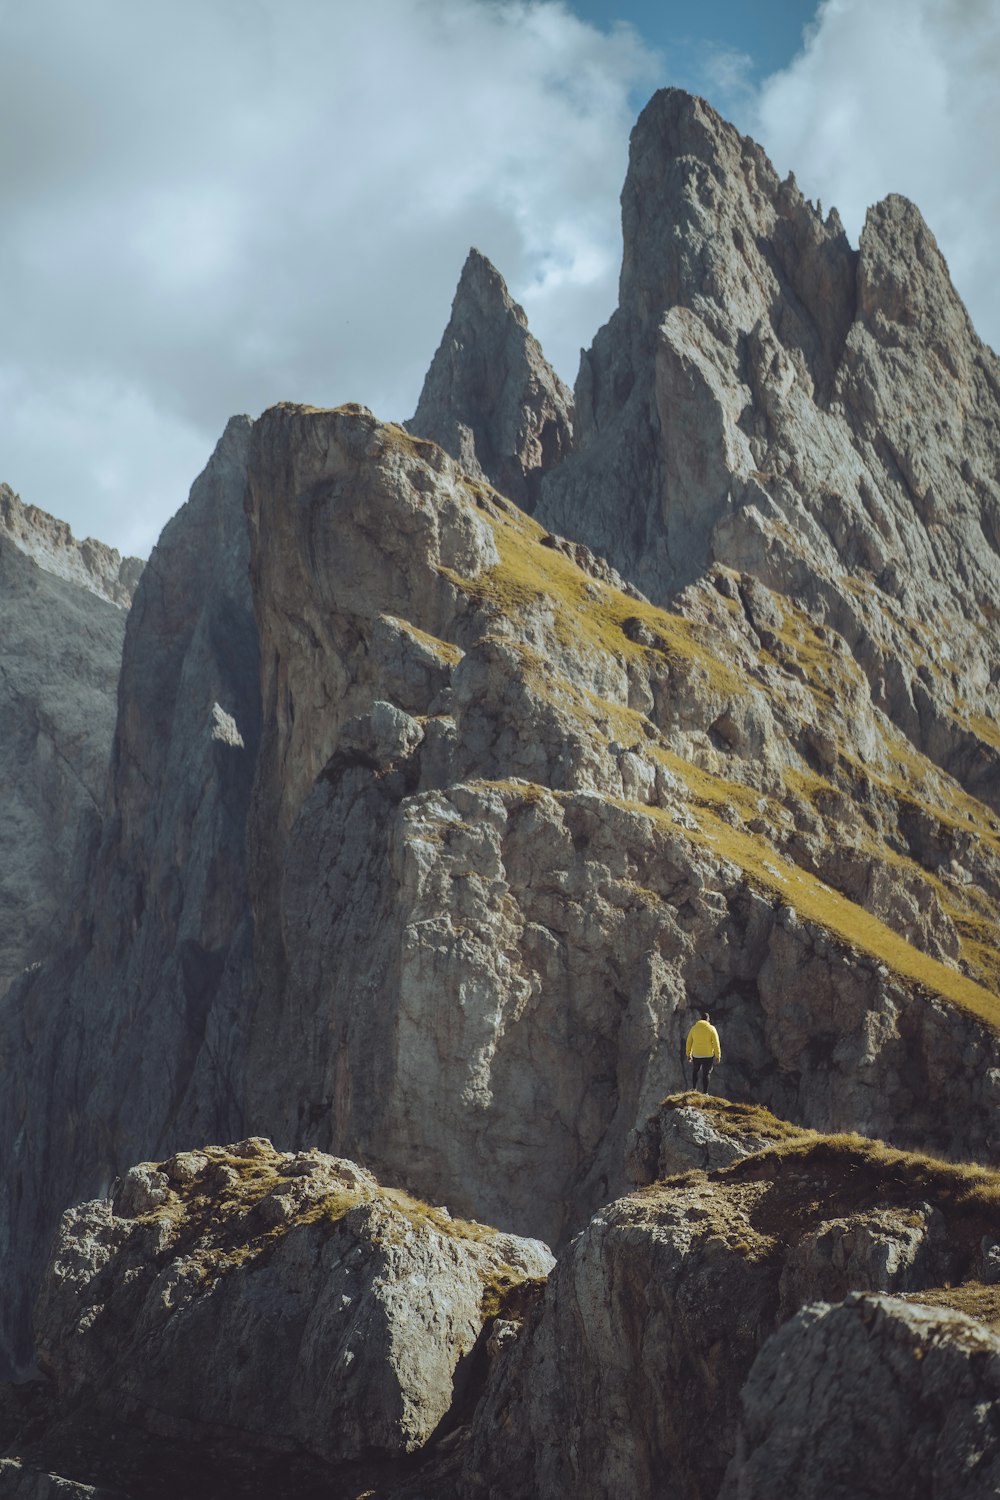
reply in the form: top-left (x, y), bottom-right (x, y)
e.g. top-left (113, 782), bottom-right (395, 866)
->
top-left (382, 614), bottom-right (463, 666)
top-left (627, 796), bottom-right (1000, 1032)
top-left (439, 491), bottom-right (744, 695)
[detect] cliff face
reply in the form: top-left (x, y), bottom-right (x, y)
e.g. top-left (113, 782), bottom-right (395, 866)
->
top-left (534, 90), bottom-right (1000, 815)
top-left (0, 514), bottom-right (128, 998)
top-left (239, 403), bottom-right (1000, 1242)
top-left (0, 485), bottom-right (142, 611)
top-left (407, 248), bottom-right (574, 510)
top-left (0, 83), bottom-right (999, 1499)
top-left (0, 418), bottom-right (258, 1373)
top-left (464, 1109), bottom-right (1000, 1499)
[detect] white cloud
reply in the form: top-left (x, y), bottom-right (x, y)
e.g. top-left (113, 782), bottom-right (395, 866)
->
top-left (744, 0), bottom-right (1000, 353)
top-left (0, 0), bottom-right (655, 555)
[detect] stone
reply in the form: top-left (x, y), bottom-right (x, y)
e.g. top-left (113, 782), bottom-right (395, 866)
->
top-left (534, 88), bottom-right (1000, 817)
top-left (31, 1144), bottom-right (553, 1489)
top-left (0, 1461), bottom-right (122, 1498)
top-left (0, 416), bottom-right (259, 1375)
top-left (464, 1122), bottom-right (1000, 1499)
top-left (408, 248), bottom-right (574, 510)
top-left (0, 485), bottom-right (142, 610)
top-left (0, 527), bottom-right (125, 997)
top-left (719, 1295), bottom-right (1000, 1500)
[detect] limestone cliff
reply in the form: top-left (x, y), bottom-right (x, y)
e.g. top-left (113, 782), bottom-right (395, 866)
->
top-left (407, 248), bottom-right (574, 509)
top-left (19, 1142), bottom-right (549, 1498)
top-left (0, 418), bottom-right (258, 1374)
top-left (241, 401), bottom-right (1000, 1261)
top-left (464, 1108), bottom-right (1000, 1498)
top-left (0, 82), bottom-right (999, 1500)
top-left (533, 89), bottom-right (1000, 817)
top-left (0, 486), bottom-right (142, 610)
top-left (10, 1110), bottom-right (1000, 1499)
top-left (0, 522), bottom-right (126, 998)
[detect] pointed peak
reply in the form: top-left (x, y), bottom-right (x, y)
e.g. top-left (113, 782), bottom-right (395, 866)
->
top-left (408, 250), bottom-right (573, 508)
top-left (454, 247), bottom-right (527, 330)
top-left (631, 87), bottom-right (743, 167)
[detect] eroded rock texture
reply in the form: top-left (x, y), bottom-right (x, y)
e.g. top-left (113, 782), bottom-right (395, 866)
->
top-left (535, 88), bottom-right (1000, 815)
top-left (0, 418), bottom-right (259, 1374)
top-left (240, 401), bottom-right (1000, 1259)
top-left (0, 83), bottom-right (999, 1500)
top-left (720, 1295), bottom-right (1000, 1500)
top-left (0, 485), bottom-right (142, 610)
top-left (27, 1142), bottom-right (550, 1498)
top-left (464, 1125), bottom-right (1000, 1499)
top-left (407, 248), bottom-right (574, 509)
top-left (0, 529), bottom-right (125, 997)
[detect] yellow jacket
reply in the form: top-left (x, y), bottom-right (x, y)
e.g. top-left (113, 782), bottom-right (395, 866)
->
top-left (686, 1018), bottom-right (721, 1061)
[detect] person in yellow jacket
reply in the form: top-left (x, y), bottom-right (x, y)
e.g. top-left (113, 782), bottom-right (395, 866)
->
top-left (686, 1009), bottom-right (721, 1093)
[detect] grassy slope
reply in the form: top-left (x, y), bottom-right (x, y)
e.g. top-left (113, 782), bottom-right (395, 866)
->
top-left (424, 460), bottom-right (1000, 1031)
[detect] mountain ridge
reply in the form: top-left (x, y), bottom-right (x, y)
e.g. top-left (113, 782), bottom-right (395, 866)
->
top-left (0, 84), bottom-right (998, 1498)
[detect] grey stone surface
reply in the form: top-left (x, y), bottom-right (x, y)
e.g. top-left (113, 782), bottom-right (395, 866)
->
top-left (0, 533), bottom-right (124, 998)
top-left (0, 416), bottom-right (259, 1375)
top-left (408, 248), bottom-right (574, 510)
top-left (463, 1130), bottom-right (1000, 1500)
top-left (720, 1295), bottom-right (1000, 1500)
top-left (33, 1143), bottom-right (551, 1474)
top-left (535, 88), bottom-right (1000, 811)
top-left (0, 1461), bottom-right (120, 1499)
top-left (0, 485), bottom-right (142, 610)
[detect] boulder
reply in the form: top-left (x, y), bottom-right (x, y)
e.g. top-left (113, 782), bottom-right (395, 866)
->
top-left (31, 1143), bottom-right (552, 1491)
top-left (720, 1294), bottom-right (1000, 1500)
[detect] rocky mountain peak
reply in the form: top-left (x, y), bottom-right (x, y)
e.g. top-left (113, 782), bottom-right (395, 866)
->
top-left (407, 246), bottom-right (573, 510)
top-left (2, 85), bottom-right (1000, 1498)
top-left (0, 483), bottom-right (143, 608)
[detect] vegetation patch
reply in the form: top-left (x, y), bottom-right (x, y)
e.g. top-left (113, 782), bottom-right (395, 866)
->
top-left (718, 1132), bottom-right (1000, 1252)
top-left (626, 797), bottom-right (1000, 1032)
top-left (439, 491), bottom-right (745, 694)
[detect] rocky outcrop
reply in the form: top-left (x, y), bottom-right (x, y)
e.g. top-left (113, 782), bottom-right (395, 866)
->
top-left (464, 1125), bottom-right (1000, 1499)
top-left (240, 401), bottom-right (1000, 1256)
top-left (23, 1142), bottom-right (550, 1498)
top-left (2, 88), bottom-right (1000, 1500)
top-left (625, 1093), bottom-right (806, 1184)
top-left (0, 532), bottom-right (125, 997)
top-left (721, 1295), bottom-right (1000, 1500)
top-left (0, 417), bottom-right (259, 1375)
top-left (408, 248), bottom-right (574, 509)
top-left (533, 89), bottom-right (1000, 815)
top-left (0, 486), bottom-right (141, 610)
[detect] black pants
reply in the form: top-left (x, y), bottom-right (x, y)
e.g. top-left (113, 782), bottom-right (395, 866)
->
top-left (691, 1056), bottom-right (714, 1092)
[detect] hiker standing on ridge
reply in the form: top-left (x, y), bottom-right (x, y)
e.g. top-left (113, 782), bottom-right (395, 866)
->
top-left (686, 1009), bottom-right (721, 1093)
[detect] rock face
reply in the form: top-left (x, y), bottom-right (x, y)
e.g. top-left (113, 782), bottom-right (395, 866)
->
top-left (240, 400), bottom-right (1000, 1259)
top-left (0, 418), bottom-right (259, 1374)
top-left (407, 248), bottom-right (574, 510)
top-left (0, 526), bottom-right (126, 998)
top-left (535, 89), bottom-right (1000, 817)
top-left (1, 82), bottom-right (1000, 1500)
top-left (0, 1462), bottom-right (121, 1499)
top-left (625, 1092), bottom-right (806, 1184)
top-left (464, 1122), bottom-right (1000, 1499)
top-left (0, 486), bottom-right (142, 610)
top-left (720, 1295), bottom-right (1000, 1500)
top-left (27, 1142), bottom-right (550, 1497)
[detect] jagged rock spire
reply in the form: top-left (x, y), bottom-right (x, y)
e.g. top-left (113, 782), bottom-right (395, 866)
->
top-left (535, 86), bottom-right (1000, 811)
top-left (407, 247), bottom-right (574, 509)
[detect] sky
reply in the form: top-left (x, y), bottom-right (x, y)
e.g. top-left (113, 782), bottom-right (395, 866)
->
top-left (1, 0), bottom-right (997, 559)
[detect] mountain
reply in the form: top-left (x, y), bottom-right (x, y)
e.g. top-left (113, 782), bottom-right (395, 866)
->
top-left (0, 495), bottom-right (138, 998)
top-left (1, 86), bottom-right (999, 1497)
top-left (406, 246), bottom-right (574, 510)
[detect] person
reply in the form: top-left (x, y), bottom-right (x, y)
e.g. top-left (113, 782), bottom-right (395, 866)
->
top-left (686, 1009), bottom-right (721, 1093)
